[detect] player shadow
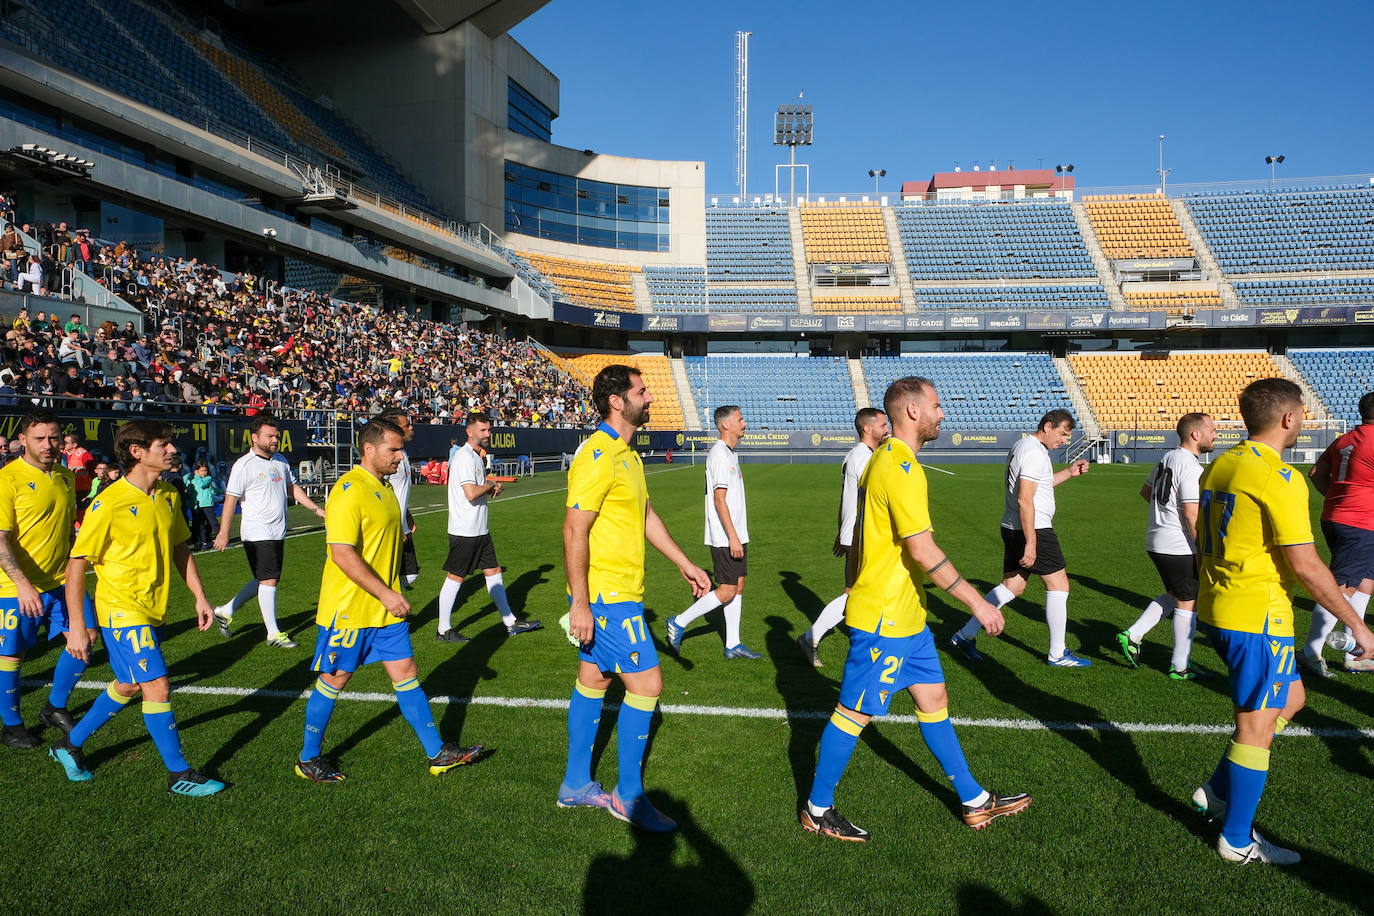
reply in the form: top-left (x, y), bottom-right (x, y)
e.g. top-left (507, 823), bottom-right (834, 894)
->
top-left (581, 791), bottom-right (754, 915)
top-left (955, 884), bottom-right (1053, 915)
top-left (777, 570), bottom-right (826, 622)
top-left (443, 563), bottom-right (556, 636)
top-left (763, 614), bottom-right (835, 809)
top-left (1272, 845), bottom-right (1374, 908)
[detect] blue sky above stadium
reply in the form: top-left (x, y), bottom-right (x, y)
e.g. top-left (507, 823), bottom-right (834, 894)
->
top-left (512, 0), bottom-right (1373, 195)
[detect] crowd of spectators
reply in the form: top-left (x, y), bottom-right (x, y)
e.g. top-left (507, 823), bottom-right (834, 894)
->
top-left (0, 212), bottom-right (599, 428)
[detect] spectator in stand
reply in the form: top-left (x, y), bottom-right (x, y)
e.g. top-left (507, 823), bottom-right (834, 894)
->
top-left (17, 254), bottom-right (42, 294)
top-left (62, 433), bottom-right (95, 501)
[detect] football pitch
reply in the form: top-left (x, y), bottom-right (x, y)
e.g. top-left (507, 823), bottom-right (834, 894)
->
top-left (8, 461), bottom-right (1373, 915)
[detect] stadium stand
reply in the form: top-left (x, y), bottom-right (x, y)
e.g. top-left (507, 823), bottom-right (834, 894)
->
top-left (1183, 186), bottom-right (1374, 273)
top-left (1081, 194), bottom-right (1194, 259)
top-left (1287, 348), bottom-right (1374, 426)
top-left (799, 202), bottom-right (891, 264)
top-left (704, 288), bottom-right (800, 313)
top-left (644, 266), bottom-right (707, 313)
top-left (911, 284), bottom-right (1110, 310)
top-left (862, 354), bottom-right (1067, 429)
top-left (1122, 289), bottom-right (1224, 313)
top-left (682, 356), bottom-right (854, 428)
top-left (518, 253), bottom-right (636, 312)
top-left (1232, 277), bottom-right (1374, 306)
top-left (1066, 351), bottom-right (1305, 429)
top-left (894, 201), bottom-right (1096, 280)
top-left (811, 295), bottom-right (902, 314)
top-left (547, 352), bottom-right (684, 429)
top-left (705, 208), bottom-right (794, 282)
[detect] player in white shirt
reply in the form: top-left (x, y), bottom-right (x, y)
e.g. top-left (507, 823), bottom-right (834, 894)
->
top-left (665, 405), bottom-right (761, 659)
top-left (951, 409), bottom-right (1092, 666)
top-left (797, 408), bottom-right (889, 667)
top-left (376, 408), bottom-right (420, 589)
top-left (212, 414), bottom-right (325, 648)
top-left (436, 412), bottom-right (541, 641)
top-left (1115, 413), bottom-right (1217, 678)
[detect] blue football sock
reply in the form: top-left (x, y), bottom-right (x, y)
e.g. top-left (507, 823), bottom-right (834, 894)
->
top-left (616, 692), bottom-right (658, 800)
top-left (393, 677), bottom-right (443, 758)
top-left (142, 701), bottom-right (190, 773)
top-left (564, 680), bottom-right (606, 788)
top-left (48, 650), bottom-right (86, 709)
top-left (808, 711), bottom-right (864, 810)
top-left (69, 684), bottom-right (132, 747)
top-left (0, 657), bottom-right (20, 726)
top-left (917, 707), bottom-right (985, 804)
top-left (1220, 741), bottom-right (1270, 849)
top-left (1208, 748), bottom-right (1231, 801)
top-left (301, 679), bottom-right (340, 761)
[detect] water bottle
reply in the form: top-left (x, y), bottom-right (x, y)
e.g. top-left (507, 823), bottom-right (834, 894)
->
top-left (1326, 629), bottom-right (1366, 657)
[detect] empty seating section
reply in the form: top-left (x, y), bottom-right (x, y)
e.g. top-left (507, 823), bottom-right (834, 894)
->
top-left (912, 285), bottom-right (1109, 310)
top-left (706, 288), bottom-right (799, 313)
top-left (644, 267), bottom-right (706, 313)
top-left (1233, 277), bottom-right (1374, 306)
top-left (1082, 194), bottom-right (1194, 259)
top-left (550, 353), bottom-right (683, 429)
top-left (1288, 348), bottom-right (1374, 425)
top-left (520, 253), bottom-right (635, 312)
top-left (1184, 187), bottom-right (1374, 273)
top-left (811, 295), bottom-right (901, 314)
top-left (1122, 289), bottom-right (1223, 313)
top-left (501, 250), bottom-right (561, 301)
top-left (863, 354), bottom-right (1066, 429)
top-left (705, 209), bottom-right (794, 282)
top-left (895, 201), bottom-right (1096, 280)
top-left (1067, 352), bottom-right (1304, 429)
top-left (798, 202), bottom-right (890, 264)
top-left (682, 356), bottom-right (854, 428)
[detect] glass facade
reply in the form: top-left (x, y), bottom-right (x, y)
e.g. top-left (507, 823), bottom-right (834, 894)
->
top-left (508, 80), bottom-right (554, 142)
top-left (504, 161), bottom-right (671, 252)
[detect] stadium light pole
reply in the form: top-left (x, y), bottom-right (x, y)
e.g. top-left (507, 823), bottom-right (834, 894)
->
top-left (1157, 134), bottom-right (1171, 197)
top-left (1265, 154), bottom-right (1285, 189)
top-left (1055, 164), bottom-right (1074, 199)
top-left (868, 169), bottom-right (885, 196)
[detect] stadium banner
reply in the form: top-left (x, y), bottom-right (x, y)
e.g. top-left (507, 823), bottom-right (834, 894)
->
top-left (1114, 258), bottom-right (1197, 272)
top-left (0, 411), bottom-right (309, 463)
top-left (813, 265), bottom-right (891, 278)
top-left (864, 315), bottom-right (906, 332)
top-left (1250, 305), bottom-right (1368, 328)
top-left (708, 313), bottom-right (748, 332)
top-left (745, 314), bottom-right (787, 332)
top-left (825, 315), bottom-right (863, 332)
top-left (1111, 428), bottom-right (1336, 450)
top-left (983, 311), bottom-right (1025, 331)
top-left (786, 315), bottom-right (826, 332)
top-left (552, 301), bottom-right (645, 331)
top-left (1025, 312), bottom-right (1069, 330)
top-left (1202, 309), bottom-right (1257, 327)
top-left (945, 313), bottom-right (985, 331)
top-left (905, 314), bottom-right (949, 332)
top-left (1105, 311), bottom-right (1165, 330)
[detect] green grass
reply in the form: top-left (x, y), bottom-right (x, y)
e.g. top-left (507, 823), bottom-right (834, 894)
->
top-left (7, 462), bottom-right (1373, 914)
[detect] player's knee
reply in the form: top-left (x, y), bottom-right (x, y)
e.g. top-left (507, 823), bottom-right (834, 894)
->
top-left (835, 704), bottom-right (870, 729)
top-left (114, 682), bottom-right (142, 699)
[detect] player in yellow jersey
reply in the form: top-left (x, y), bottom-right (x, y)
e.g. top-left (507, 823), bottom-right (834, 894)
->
top-left (294, 418), bottom-right (482, 783)
top-left (558, 365), bottom-right (711, 831)
top-left (1190, 378), bottom-right (1374, 865)
top-left (50, 420), bottom-right (225, 796)
top-left (0, 410), bottom-right (95, 747)
top-left (801, 377), bottom-right (1032, 842)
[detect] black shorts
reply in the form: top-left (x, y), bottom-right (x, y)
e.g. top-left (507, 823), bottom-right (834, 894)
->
top-left (710, 543), bottom-right (748, 585)
top-left (244, 539), bottom-right (285, 581)
top-left (401, 534), bottom-right (419, 577)
top-left (1147, 551), bottom-right (1199, 602)
top-left (1322, 520), bottom-right (1374, 588)
top-left (1001, 527), bottom-right (1067, 577)
top-left (444, 533), bottom-right (498, 578)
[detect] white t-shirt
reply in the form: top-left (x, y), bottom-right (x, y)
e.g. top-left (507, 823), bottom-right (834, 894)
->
top-left (1144, 446), bottom-right (1202, 555)
top-left (705, 439), bottom-right (748, 547)
top-left (448, 443), bottom-right (489, 537)
top-left (225, 451), bottom-right (296, 542)
top-left (1001, 436), bottom-right (1056, 530)
top-left (388, 448), bottom-right (412, 518)
top-left (837, 442), bottom-right (874, 548)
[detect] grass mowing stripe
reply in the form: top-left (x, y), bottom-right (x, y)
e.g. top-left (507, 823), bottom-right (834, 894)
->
top-left (26, 679), bottom-right (1373, 739)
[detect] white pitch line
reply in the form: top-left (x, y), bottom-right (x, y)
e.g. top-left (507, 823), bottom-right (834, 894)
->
top-left (925, 465), bottom-right (956, 476)
top-left (26, 679), bottom-right (1372, 740)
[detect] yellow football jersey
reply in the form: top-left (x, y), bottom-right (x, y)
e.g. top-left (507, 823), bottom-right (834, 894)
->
top-left (1197, 440), bottom-right (1313, 637)
top-left (847, 437), bottom-right (933, 637)
top-left (0, 458), bottom-right (76, 596)
top-left (70, 477), bottom-right (191, 628)
top-left (317, 465), bottom-right (404, 629)
top-left (565, 424), bottom-right (647, 604)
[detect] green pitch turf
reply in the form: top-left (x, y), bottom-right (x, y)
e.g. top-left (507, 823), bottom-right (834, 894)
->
top-left (6, 462), bottom-right (1372, 914)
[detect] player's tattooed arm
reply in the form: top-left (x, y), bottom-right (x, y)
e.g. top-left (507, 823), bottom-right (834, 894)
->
top-left (0, 530), bottom-right (39, 617)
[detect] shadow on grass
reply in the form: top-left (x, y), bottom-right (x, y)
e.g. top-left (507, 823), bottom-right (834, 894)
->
top-left (957, 884), bottom-right (1053, 915)
top-left (763, 614), bottom-right (833, 809)
top-left (582, 791), bottom-right (754, 915)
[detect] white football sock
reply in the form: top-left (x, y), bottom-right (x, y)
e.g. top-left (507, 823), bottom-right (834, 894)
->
top-left (257, 585), bottom-right (279, 635)
top-left (438, 577), bottom-right (462, 632)
top-left (1171, 609), bottom-right (1196, 672)
top-left (226, 579), bottom-right (258, 616)
top-left (723, 595), bottom-right (743, 647)
top-left (958, 584), bottom-right (1014, 640)
top-left (807, 594), bottom-right (848, 644)
top-left (1045, 590), bottom-right (1069, 659)
top-left (485, 573), bottom-right (515, 626)
top-left (1305, 603), bottom-right (1338, 659)
top-left (674, 592), bottom-right (720, 629)
top-left (1345, 592), bottom-right (1370, 663)
top-left (1128, 595), bottom-right (1174, 643)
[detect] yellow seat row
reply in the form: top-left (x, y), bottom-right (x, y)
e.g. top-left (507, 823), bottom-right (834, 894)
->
top-left (520, 253), bottom-right (637, 312)
top-left (1082, 193), bottom-right (1195, 261)
top-left (811, 296), bottom-right (902, 314)
top-left (799, 202), bottom-right (891, 264)
top-left (549, 353), bottom-right (683, 430)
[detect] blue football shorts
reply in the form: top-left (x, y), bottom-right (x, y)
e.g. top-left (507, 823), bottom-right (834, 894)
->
top-left (105, 624), bottom-right (169, 684)
top-left (312, 621), bottom-right (414, 674)
top-left (0, 588), bottom-right (97, 656)
top-left (574, 597), bottom-right (659, 676)
top-left (1205, 625), bottom-right (1299, 711)
top-left (838, 626), bottom-right (944, 717)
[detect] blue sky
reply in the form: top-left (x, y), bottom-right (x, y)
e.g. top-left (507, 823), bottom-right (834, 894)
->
top-left (511, 0), bottom-right (1374, 195)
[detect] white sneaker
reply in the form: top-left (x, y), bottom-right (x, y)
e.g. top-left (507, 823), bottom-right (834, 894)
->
top-left (1297, 650), bottom-right (1331, 678)
top-left (266, 632), bottom-right (298, 649)
top-left (213, 606), bottom-right (233, 638)
top-left (1190, 783), bottom-right (1227, 821)
top-left (1343, 655), bottom-right (1374, 673)
top-left (1217, 829), bottom-right (1301, 865)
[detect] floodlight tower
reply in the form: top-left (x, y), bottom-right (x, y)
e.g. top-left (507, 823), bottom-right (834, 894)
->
top-left (734, 31), bottom-right (750, 200)
top-left (1157, 134), bottom-right (1171, 197)
top-left (774, 102), bottom-right (813, 204)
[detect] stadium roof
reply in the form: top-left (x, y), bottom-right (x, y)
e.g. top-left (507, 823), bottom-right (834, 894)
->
top-left (392, 0), bottom-right (553, 35)
top-left (904, 169), bottom-right (1073, 193)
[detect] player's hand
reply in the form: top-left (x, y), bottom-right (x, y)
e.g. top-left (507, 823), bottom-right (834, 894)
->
top-left (213, 530), bottom-right (229, 552)
top-left (729, 536), bottom-right (744, 560)
top-left (383, 589), bottom-right (411, 619)
top-left (313, 507), bottom-right (326, 520)
top-left (1353, 622), bottom-right (1374, 661)
top-left (569, 599), bottom-right (595, 644)
top-left (681, 563), bottom-right (712, 597)
top-left (491, 482), bottom-right (503, 497)
top-left (1069, 459), bottom-right (1090, 477)
top-left (16, 581), bottom-right (42, 618)
top-left (63, 627), bottom-right (90, 663)
top-left (1020, 544), bottom-right (1037, 569)
top-left (969, 597), bottom-right (1006, 638)
top-left (194, 597), bottom-right (215, 632)
top-left (832, 535), bottom-right (846, 558)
